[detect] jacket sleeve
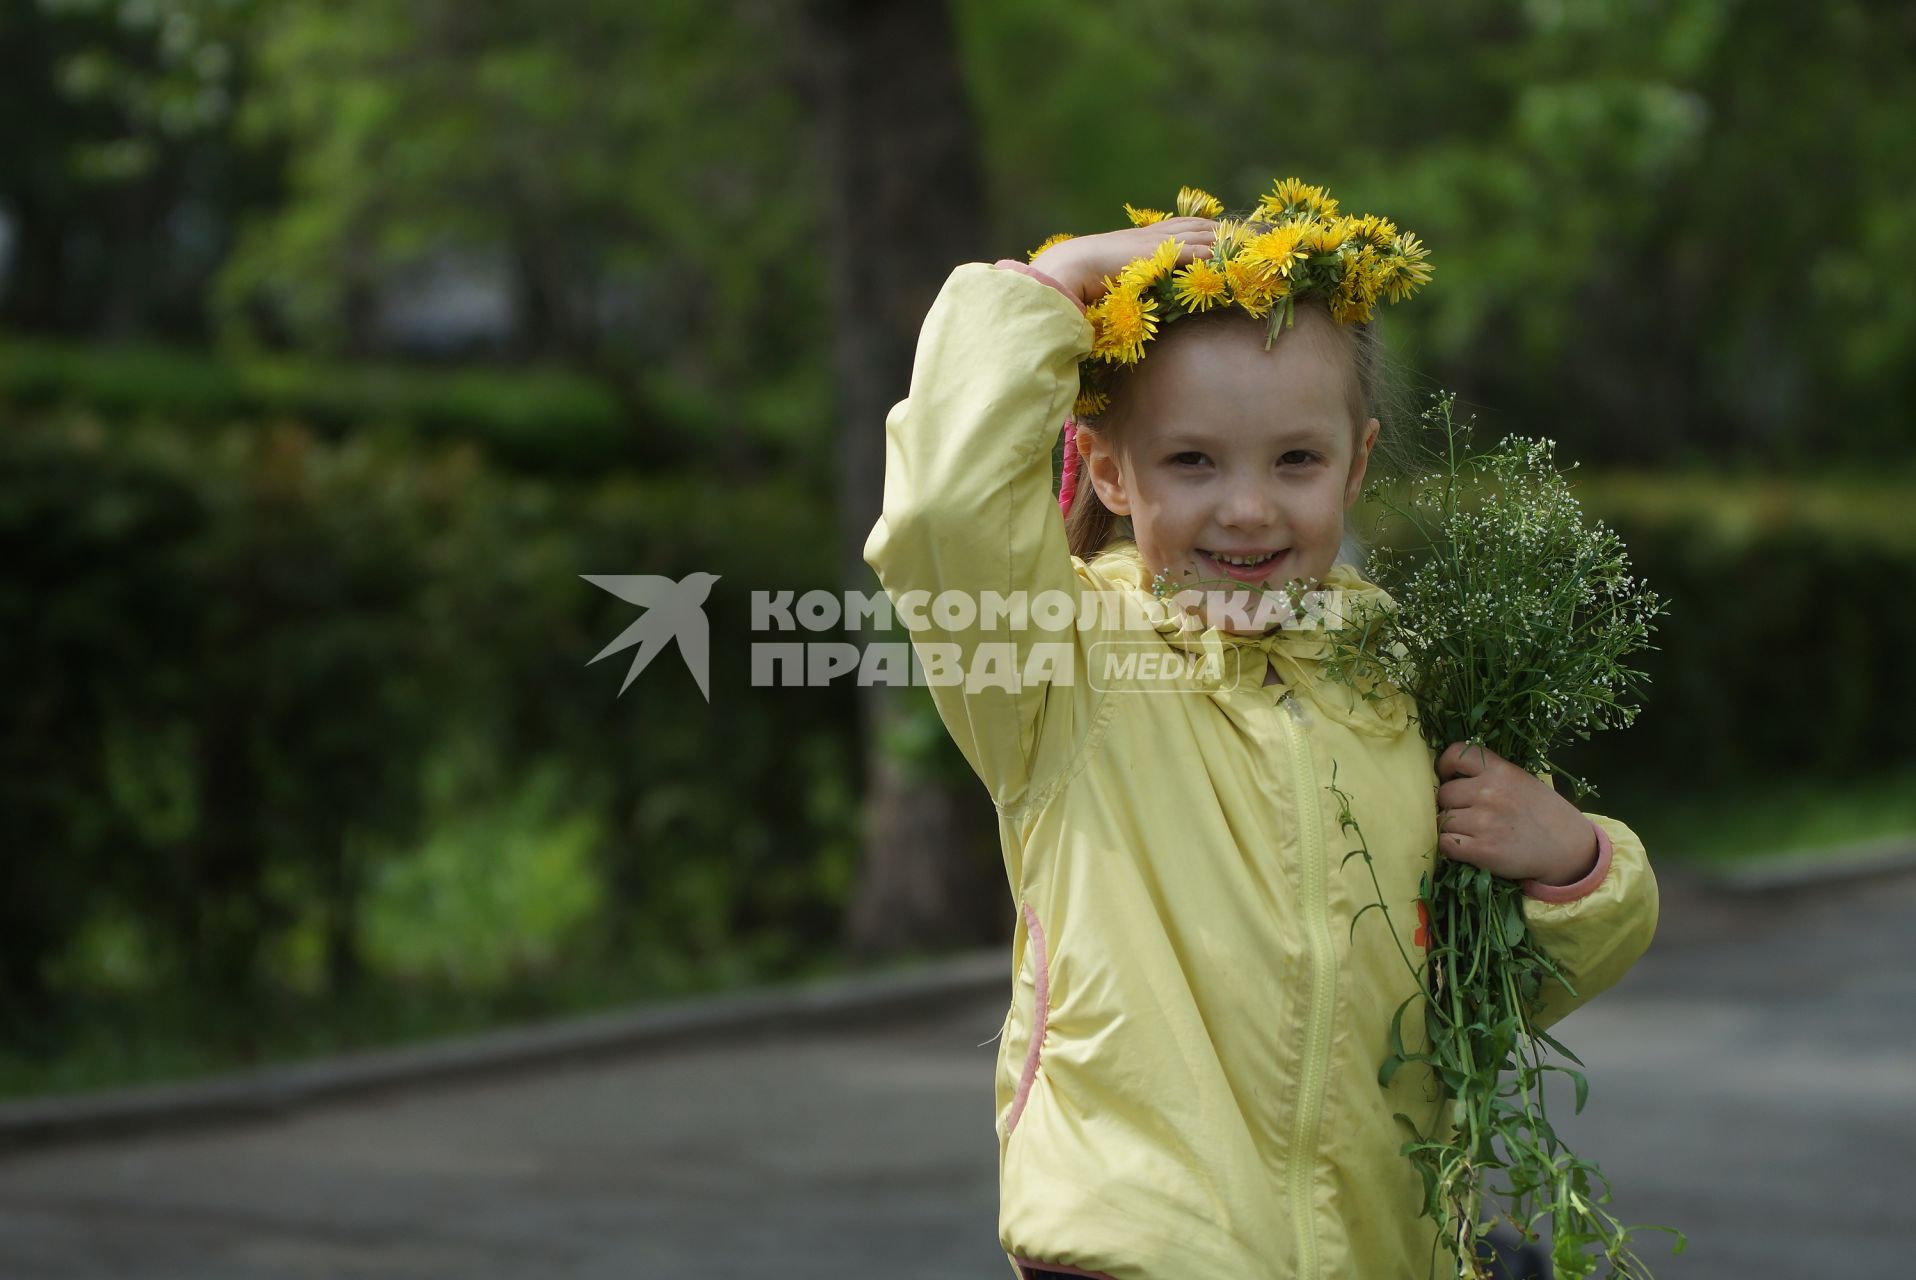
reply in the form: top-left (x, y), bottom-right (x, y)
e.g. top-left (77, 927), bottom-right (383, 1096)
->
top-left (1521, 811), bottom-right (1660, 1032)
top-left (861, 262), bottom-right (1097, 809)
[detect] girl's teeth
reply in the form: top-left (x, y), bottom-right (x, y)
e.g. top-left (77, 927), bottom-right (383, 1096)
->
top-left (1211, 551), bottom-right (1273, 567)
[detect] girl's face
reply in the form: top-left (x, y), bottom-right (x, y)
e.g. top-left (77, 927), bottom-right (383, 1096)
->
top-left (1080, 308), bottom-right (1379, 635)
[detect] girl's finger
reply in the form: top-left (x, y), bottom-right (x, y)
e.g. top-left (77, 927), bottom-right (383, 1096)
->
top-left (1436, 775), bottom-right (1479, 811)
top-left (1436, 805), bottom-right (1478, 838)
top-left (1150, 218), bottom-right (1216, 239)
top-left (1439, 828), bottom-right (1477, 863)
top-left (1436, 741), bottom-right (1493, 781)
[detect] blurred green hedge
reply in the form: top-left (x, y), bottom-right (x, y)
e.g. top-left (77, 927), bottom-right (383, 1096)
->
top-left (0, 334), bottom-right (648, 475)
top-left (0, 406), bottom-right (861, 1076)
top-left (1562, 472), bottom-right (1916, 790)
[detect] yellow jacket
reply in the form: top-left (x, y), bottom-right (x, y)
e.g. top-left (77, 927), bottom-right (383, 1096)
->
top-left (862, 263), bottom-right (1661, 1280)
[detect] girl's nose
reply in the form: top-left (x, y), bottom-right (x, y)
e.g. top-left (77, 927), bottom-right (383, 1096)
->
top-left (1218, 475), bottom-right (1281, 531)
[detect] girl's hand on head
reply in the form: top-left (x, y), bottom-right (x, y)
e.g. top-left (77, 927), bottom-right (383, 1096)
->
top-left (1433, 742), bottom-right (1602, 887)
top-left (1028, 217), bottom-right (1218, 308)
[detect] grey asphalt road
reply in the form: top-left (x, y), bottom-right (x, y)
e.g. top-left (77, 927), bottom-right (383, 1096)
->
top-left (1, 869), bottom-right (1912, 1280)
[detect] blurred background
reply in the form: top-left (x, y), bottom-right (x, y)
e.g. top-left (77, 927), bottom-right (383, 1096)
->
top-left (3, 0), bottom-right (1914, 1109)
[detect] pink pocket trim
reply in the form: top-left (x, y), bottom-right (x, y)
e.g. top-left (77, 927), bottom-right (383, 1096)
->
top-left (1005, 900), bottom-right (1050, 1136)
top-left (1011, 1258), bottom-right (1120, 1280)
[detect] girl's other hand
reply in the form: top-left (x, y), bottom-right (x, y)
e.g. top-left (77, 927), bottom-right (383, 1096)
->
top-left (1434, 742), bottom-right (1601, 887)
top-left (1028, 217), bottom-right (1217, 309)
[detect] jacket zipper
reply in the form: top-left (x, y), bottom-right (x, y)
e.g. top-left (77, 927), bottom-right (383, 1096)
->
top-left (1278, 690), bottom-right (1333, 1278)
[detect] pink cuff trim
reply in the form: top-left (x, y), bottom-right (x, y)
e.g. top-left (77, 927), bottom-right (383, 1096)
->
top-left (1522, 819), bottom-right (1613, 903)
top-left (993, 259), bottom-right (1087, 314)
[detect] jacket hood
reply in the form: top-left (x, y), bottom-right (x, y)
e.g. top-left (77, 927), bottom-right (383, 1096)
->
top-left (1087, 539), bottom-right (1414, 738)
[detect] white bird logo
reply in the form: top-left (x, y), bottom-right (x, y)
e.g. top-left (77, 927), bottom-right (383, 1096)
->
top-left (582, 572), bottom-right (721, 701)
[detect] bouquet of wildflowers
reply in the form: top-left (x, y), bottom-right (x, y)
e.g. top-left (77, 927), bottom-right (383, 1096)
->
top-left (1322, 393), bottom-right (1682, 1279)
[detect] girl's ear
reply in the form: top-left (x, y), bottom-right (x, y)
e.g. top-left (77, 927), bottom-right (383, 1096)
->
top-left (1079, 425), bottom-right (1133, 516)
top-left (1344, 416), bottom-right (1380, 509)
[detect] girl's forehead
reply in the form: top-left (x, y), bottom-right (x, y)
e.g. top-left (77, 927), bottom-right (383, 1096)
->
top-left (1124, 321), bottom-right (1352, 434)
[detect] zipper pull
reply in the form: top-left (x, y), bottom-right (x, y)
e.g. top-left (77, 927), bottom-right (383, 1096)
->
top-left (1281, 688), bottom-right (1307, 722)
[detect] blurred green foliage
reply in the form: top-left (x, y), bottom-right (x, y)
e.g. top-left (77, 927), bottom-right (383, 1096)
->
top-left (0, 406), bottom-right (863, 1092)
top-left (1565, 477), bottom-right (1916, 786)
top-left (0, 332), bottom-right (633, 471)
top-left (8, 0), bottom-right (1913, 465)
top-left (1600, 760), bottom-right (1916, 867)
top-left (959, 0), bottom-right (1916, 465)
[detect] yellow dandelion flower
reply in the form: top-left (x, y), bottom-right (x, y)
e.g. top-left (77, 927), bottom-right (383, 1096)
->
top-left (1253, 276), bottom-right (1293, 319)
top-left (1254, 177), bottom-right (1339, 223)
top-left (1028, 232), bottom-right (1075, 262)
top-left (1075, 385), bottom-right (1111, 418)
top-left (1329, 293), bottom-right (1375, 325)
top-left (1211, 217), bottom-right (1251, 256)
top-left (1301, 217), bottom-right (1350, 256)
top-left (1124, 203), bottom-right (1171, 227)
top-left (1089, 280), bottom-right (1159, 365)
top-left (1351, 248), bottom-right (1386, 299)
top-left (1370, 255), bottom-right (1404, 302)
top-left (1345, 214), bottom-right (1397, 248)
top-left (1328, 246), bottom-right (1386, 325)
top-left (1224, 254), bottom-right (1282, 318)
top-left (1175, 185), bottom-right (1224, 219)
top-left (1171, 259), bottom-right (1229, 312)
top-left (1118, 236), bottom-right (1183, 291)
top-left (1239, 224), bottom-right (1308, 279)
top-left (1383, 231), bottom-right (1434, 302)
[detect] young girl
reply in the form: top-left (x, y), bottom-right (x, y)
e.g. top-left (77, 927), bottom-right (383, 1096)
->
top-left (862, 197), bottom-right (1659, 1280)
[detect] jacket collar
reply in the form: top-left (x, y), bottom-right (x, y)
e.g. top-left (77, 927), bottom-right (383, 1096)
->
top-left (1086, 539), bottom-right (1412, 737)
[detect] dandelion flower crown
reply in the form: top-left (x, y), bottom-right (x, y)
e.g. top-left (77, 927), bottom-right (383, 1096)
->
top-left (1028, 178), bottom-right (1434, 423)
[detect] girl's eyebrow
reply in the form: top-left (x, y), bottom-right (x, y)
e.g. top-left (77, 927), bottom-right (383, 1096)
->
top-left (1160, 425), bottom-right (1337, 449)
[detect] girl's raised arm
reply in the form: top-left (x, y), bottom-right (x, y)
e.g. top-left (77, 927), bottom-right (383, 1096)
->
top-left (861, 261), bottom-right (1095, 809)
top-left (863, 224), bottom-right (1214, 807)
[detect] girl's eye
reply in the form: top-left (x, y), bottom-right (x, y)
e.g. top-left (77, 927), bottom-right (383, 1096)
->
top-left (1170, 449), bottom-right (1317, 467)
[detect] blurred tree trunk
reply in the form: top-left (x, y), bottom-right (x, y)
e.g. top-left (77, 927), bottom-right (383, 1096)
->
top-left (797, 0), bottom-right (1006, 961)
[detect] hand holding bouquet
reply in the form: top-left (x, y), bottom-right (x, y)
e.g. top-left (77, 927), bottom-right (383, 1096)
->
top-left (1324, 393), bottom-right (1684, 1279)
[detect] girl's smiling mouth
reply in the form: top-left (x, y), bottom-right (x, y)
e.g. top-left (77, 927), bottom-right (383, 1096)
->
top-left (1197, 548), bottom-right (1287, 583)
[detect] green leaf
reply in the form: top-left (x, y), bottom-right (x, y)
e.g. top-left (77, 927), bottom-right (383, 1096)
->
top-left (1348, 899), bottom-right (1386, 945)
top-left (1534, 1023), bottom-right (1586, 1067)
top-left (1387, 990), bottom-right (1417, 1062)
